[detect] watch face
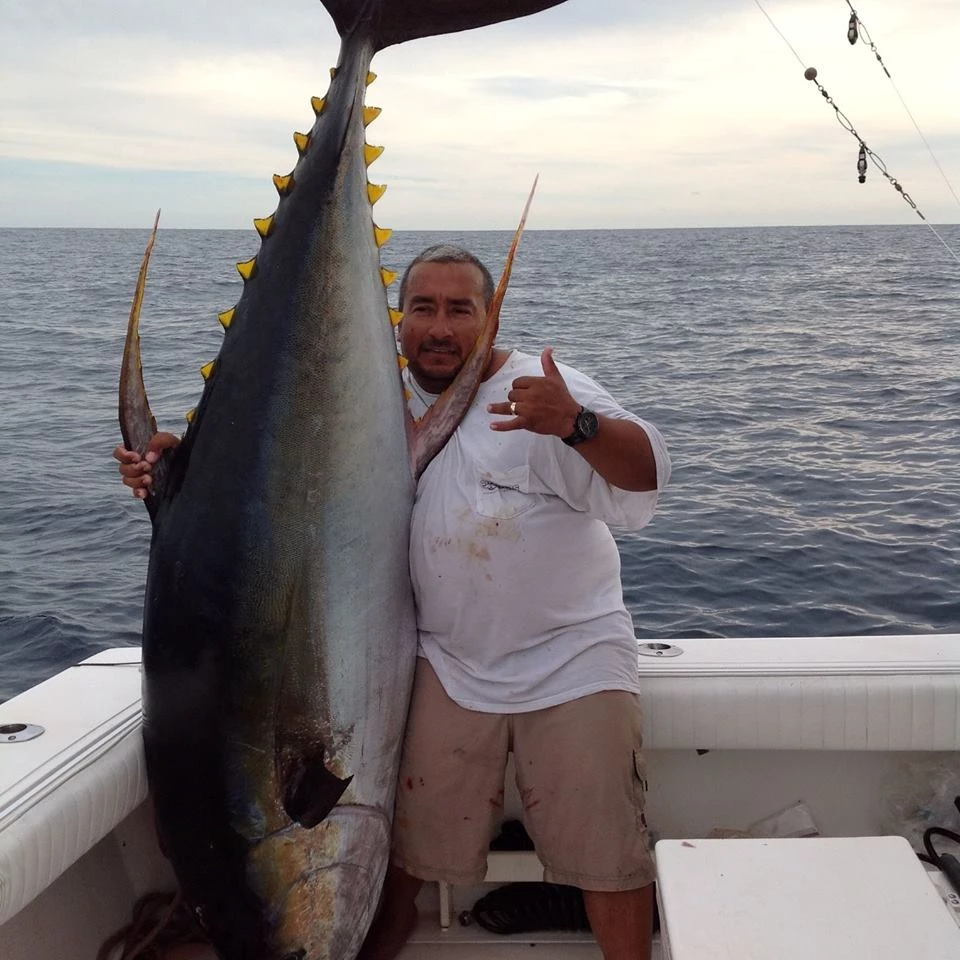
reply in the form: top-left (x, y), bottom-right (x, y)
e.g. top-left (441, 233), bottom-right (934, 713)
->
top-left (577, 408), bottom-right (599, 439)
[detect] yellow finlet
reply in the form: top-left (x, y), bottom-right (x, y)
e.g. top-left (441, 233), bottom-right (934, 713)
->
top-left (403, 388), bottom-right (412, 402)
top-left (185, 408), bottom-right (196, 424)
top-left (329, 67), bottom-right (337, 79)
top-left (237, 257), bottom-right (257, 281)
top-left (273, 173), bottom-right (294, 195)
top-left (373, 225), bottom-right (392, 247)
top-left (364, 144), bottom-right (384, 166)
top-left (311, 96), bottom-right (326, 116)
top-left (397, 355), bottom-right (408, 369)
top-left (367, 183), bottom-right (387, 204)
top-left (200, 361), bottom-right (215, 381)
top-left (389, 308), bottom-right (403, 326)
top-left (218, 307), bottom-right (236, 329)
top-left (366, 71), bottom-right (377, 85)
top-left (363, 106), bottom-right (381, 126)
top-left (380, 267), bottom-right (398, 286)
top-left (293, 132), bottom-right (310, 155)
top-left (253, 215), bottom-right (274, 239)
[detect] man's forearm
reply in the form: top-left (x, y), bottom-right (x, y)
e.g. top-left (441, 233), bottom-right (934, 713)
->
top-left (571, 417), bottom-right (658, 492)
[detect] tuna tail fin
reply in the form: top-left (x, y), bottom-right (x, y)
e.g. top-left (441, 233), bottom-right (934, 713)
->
top-left (321, 0), bottom-right (569, 51)
top-left (118, 210), bottom-right (170, 522)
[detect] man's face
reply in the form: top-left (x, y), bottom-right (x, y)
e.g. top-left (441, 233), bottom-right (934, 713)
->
top-left (399, 261), bottom-right (488, 393)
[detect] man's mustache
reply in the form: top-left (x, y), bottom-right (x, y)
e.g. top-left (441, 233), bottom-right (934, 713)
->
top-left (421, 338), bottom-right (459, 353)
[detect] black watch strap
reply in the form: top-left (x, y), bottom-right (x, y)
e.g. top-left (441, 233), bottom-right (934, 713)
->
top-left (562, 406), bottom-right (600, 446)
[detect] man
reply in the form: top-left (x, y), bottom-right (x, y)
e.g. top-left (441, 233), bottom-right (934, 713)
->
top-left (115, 244), bottom-right (670, 960)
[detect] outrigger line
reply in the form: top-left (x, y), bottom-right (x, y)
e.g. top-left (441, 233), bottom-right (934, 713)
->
top-left (845, 1), bottom-right (960, 213)
top-left (753, 0), bottom-right (960, 266)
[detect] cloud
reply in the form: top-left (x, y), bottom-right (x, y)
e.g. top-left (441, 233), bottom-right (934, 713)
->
top-left (472, 76), bottom-right (654, 102)
top-left (1, 0), bottom-right (958, 228)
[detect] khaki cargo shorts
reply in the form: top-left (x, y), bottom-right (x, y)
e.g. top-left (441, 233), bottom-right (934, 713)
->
top-left (392, 658), bottom-right (656, 892)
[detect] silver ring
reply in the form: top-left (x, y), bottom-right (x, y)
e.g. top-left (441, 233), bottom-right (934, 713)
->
top-left (509, 401), bottom-right (517, 415)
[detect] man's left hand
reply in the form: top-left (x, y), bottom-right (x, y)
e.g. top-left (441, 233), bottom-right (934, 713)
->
top-left (487, 347), bottom-right (580, 438)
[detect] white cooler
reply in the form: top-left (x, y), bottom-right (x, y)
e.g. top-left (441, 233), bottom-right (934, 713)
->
top-left (655, 836), bottom-right (960, 959)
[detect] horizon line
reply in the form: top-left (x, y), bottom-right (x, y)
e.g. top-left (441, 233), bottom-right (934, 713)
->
top-left (1, 222), bottom-right (954, 232)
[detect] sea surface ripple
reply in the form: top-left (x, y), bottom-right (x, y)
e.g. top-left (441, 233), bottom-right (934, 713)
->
top-left (1, 224), bottom-right (958, 701)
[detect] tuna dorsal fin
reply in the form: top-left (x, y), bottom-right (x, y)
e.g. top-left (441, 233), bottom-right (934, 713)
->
top-left (281, 749), bottom-right (354, 828)
top-left (410, 177), bottom-right (538, 479)
top-left (118, 211), bottom-right (171, 521)
top-left (320, 0), bottom-right (569, 51)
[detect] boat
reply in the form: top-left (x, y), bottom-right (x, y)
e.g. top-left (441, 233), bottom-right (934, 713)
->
top-left (3, 633), bottom-right (960, 959)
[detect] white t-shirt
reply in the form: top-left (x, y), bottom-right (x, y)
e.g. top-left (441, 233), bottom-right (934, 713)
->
top-left (405, 350), bottom-right (671, 714)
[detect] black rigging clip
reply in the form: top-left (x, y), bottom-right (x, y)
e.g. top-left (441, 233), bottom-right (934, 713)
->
top-left (847, 12), bottom-right (859, 45)
top-left (917, 795), bottom-right (960, 899)
top-left (857, 144), bottom-right (868, 183)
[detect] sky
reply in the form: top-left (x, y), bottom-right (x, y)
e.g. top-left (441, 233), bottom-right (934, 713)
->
top-left (1, 0), bottom-right (958, 230)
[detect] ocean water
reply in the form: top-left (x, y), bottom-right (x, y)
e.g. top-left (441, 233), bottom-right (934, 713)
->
top-left (1, 224), bottom-right (958, 703)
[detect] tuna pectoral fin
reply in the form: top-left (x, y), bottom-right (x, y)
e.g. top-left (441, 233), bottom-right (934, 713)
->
top-left (282, 752), bottom-right (354, 828)
top-left (118, 210), bottom-right (170, 520)
top-left (322, 0), bottom-right (568, 51)
top-left (411, 178), bottom-right (539, 478)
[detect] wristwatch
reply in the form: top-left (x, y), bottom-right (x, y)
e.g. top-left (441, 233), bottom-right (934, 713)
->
top-left (562, 406), bottom-right (600, 446)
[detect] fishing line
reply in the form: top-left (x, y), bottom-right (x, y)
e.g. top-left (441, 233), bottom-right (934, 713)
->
top-left (845, 1), bottom-right (960, 211)
top-left (752, 0), bottom-right (960, 265)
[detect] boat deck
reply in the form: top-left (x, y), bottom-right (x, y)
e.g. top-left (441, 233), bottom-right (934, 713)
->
top-left (400, 911), bottom-right (639, 960)
top-left (5, 639), bottom-right (960, 960)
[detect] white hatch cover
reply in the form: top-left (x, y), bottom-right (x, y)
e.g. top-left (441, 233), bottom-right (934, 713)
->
top-left (655, 836), bottom-right (960, 960)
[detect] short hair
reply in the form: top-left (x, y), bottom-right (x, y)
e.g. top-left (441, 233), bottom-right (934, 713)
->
top-left (398, 244), bottom-right (495, 310)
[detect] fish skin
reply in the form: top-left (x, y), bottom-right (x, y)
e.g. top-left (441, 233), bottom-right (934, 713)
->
top-left (119, 2), bottom-right (565, 958)
top-left (140, 32), bottom-right (414, 959)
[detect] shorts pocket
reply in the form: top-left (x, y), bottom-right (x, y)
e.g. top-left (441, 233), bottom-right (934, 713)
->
top-left (632, 749), bottom-right (649, 794)
top-left (632, 749), bottom-right (650, 832)
top-left (475, 466), bottom-right (535, 520)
